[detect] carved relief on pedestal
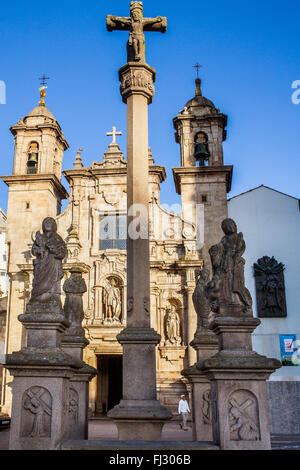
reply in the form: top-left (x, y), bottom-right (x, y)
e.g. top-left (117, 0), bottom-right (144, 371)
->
top-left (202, 389), bottom-right (212, 425)
top-left (228, 390), bottom-right (260, 442)
top-left (254, 256), bottom-right (287, 318)
top-left (120, 68), bottom-right (155, 99)
top-left (69, 388), bottom-right (79, 426)
top-left (21, 387), bottom-right (52, 438)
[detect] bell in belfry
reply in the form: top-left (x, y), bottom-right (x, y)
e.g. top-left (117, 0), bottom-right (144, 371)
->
top-left (27, 142), bottom-right (39, 173)
top-left (194, 132), bottom-right (210, 166)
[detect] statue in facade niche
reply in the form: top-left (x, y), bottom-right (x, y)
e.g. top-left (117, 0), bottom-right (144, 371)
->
top-left (30, 217), bottom-right (67, 306)
top-left (63, 268), bottom-right (87, 337)
top-left (192, 268), bottom-right (211, 330)
top-left (206, 218), bottom-right (252, 315)
top-left (103, 278), bottom-right (121, 323)
top-left (165, 304), bottom-right (181, 346)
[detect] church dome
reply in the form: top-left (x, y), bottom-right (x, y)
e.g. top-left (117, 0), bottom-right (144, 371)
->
top-left (27, 105), bottom-right (56, 120)
top-left (184, 78), bottom-right (216, 113)
top-left (184, 95), bottom-right (215, 110)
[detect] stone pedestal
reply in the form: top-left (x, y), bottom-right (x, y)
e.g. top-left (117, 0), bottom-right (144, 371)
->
top-left (182, 328), bottom-right (219, 442)
top-left (62, 268), bottom-right (98, 440)
top-left (5, 301), bottom-right (79, 450)
top-left (201, 316), bottom-right (281, 450)
top-left (62, 336), bottom-right (97, 440)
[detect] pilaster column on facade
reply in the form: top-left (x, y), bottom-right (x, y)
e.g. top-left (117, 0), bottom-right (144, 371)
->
top-left (107, 62), bottom-right (172, 440)
top-left (184, 276), bottom-right (197, 366)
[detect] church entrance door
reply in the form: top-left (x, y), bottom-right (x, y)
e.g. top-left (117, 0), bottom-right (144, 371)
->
top-left (96, 355), bottom-right (123, 414)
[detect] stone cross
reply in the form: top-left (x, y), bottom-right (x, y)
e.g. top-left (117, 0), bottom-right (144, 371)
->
top-left (106, 126), bottom-right (122, 145)
top-left (106, 1), bottom-right (167, 63)
top-left (106, 1), bottom-right (171, 441)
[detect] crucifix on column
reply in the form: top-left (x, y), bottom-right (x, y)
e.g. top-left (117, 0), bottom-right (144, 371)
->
top-left (106, 1), bottom-right (171, 441)
top-left (107, 1), bottom-right (167, 63)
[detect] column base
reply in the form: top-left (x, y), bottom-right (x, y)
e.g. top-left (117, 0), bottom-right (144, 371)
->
top-left (108, 399), bottom-right (172, 441)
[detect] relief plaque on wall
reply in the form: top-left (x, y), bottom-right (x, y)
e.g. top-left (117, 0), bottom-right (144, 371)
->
top-left (253, 256), bottom-right (287, 318)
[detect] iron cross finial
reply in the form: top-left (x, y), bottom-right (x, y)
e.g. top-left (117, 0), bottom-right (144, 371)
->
top-left (193, 63), bottom-right (203, 79)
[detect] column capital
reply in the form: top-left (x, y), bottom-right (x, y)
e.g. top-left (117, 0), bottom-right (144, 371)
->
top-left (119, 62), bottom-right (156, 104)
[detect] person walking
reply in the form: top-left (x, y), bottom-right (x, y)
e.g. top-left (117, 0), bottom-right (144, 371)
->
top-left (178, 394), bottom-right (191, 430)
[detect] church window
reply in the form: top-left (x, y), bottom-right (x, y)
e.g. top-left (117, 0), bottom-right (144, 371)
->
top-left (100, 214), bottom-right (127, 250)
top-left (27, 142), bottom-right (39, 174)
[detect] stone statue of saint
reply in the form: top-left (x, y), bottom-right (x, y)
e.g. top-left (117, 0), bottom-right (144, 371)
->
top-left (103, 278), bottom-right (121, 323)
top-left (206, 218), bottom-right (252, 315)
top-left (165, 304), bottom-right (181, 346)
top-left (30, 217), bottom-right (67, 306)
top-left (63, 268), bottom-right (87, 338)
top-left (107, 2), bottom-right (167, 63)
top-left (192, 268), bottom-right (211, 330)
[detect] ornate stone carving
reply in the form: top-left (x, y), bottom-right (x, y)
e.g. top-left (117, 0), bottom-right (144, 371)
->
top-left (120, 68), bottom-right (155, 101)
top-left (254, 256), bottom-right (287, 318)
top-left (206, 218), bottom-right (253, 316)
top-left (127, 296), bottom-right (134, 314)
top-left (69, 388), bottom-right (79, 425)
top-left (192, 268), bottom-right (211, 330)
top-left (165, 304), bottom-right (181, 346)
top-left (63, 268), bottom-right (87, 338)
top-left (30, 217), bottom-right (67, 306)
top-left (228, 390), bottom-right (260, 441)
top-left (102, 277), bottom-right (122, 323)
top-left (22, 387), bottom-right (52, 438)
top-left (143, 296), bottom-right (150, 314)
top-left (202, 389), bottom-right (212, 425)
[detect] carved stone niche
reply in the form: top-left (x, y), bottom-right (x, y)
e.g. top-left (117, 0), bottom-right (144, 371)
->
top-left (254, 256), bottom-right (287, 318)
top-left (228, 390), bottom-right (260, 442)
top-left (21, 386), bottom-right (52, 438)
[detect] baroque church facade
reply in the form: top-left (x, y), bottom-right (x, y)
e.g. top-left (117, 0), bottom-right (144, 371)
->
top-left (1, 78), bottom-right (233, 416)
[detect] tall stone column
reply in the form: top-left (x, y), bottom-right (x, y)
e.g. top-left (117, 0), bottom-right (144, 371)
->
top-left (107, 62), bottom-right (172, 440)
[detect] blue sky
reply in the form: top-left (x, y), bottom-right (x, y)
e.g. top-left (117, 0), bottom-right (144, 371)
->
top-left (0, 0), bottom-right (299, 212)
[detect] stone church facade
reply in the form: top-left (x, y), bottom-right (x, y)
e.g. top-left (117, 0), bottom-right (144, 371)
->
top-left (1, 78), bottom-right (233, 416)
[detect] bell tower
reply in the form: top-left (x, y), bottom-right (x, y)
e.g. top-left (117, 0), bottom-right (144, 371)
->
top-left (172, 75), bottom-right (233, 267)
top-left (1, 86), bottom-right (69, 414)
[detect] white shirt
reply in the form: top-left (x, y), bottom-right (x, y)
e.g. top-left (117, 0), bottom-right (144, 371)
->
top-left (178, 399), bottom-right (190, 413)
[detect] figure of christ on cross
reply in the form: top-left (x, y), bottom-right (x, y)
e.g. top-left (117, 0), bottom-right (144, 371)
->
top-left (107, 1), bottom-right (167, 63)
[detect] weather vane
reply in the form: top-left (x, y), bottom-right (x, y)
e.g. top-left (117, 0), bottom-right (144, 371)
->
top-left (38, 74), bottom-right (49, 107)
top-left (193, 63), bottom-right (203, 79)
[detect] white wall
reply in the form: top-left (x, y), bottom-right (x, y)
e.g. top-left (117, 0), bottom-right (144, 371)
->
top-left (228, 186), bottom-right (300, 379)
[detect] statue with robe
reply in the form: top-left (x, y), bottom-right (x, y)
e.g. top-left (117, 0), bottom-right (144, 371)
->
top-left (165, 304), bottom-right (181, 346)
top-left (63, 268), bottom-right (87, 338)
top-left (206, 218), bottom-right (252, 316)
top-left (30, 217), bottom-right (67, 307)
top-left (103, 278), bottom-right (122, 323)
top-left (192, 268), bottom-right (211, 330)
